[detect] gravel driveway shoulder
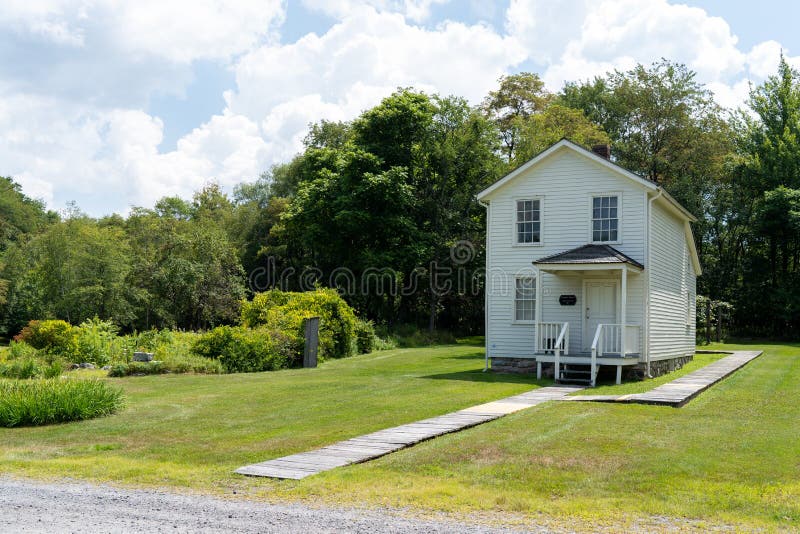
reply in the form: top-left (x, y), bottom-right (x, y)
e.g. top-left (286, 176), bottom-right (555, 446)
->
top-left (0, 476), bottom-right (536, 534)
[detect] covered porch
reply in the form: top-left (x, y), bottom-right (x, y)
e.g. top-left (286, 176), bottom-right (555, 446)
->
top-left (532, 244), bottom-right (644, 386)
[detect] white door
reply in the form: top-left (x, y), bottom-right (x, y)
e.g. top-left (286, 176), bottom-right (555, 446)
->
top-left (584, 281), bottom-right (617, 350)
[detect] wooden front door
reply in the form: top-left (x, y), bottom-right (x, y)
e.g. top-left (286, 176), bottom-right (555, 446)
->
top-left (584, 281), bottom-right (617, 350)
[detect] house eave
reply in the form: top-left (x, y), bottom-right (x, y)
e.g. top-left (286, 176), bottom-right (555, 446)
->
top-left (476, 139), bottom-right (659, 201)
top-left (533, 262), bottom-right (643, 274)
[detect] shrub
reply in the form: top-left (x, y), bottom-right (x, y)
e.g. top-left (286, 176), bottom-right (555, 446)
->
top-left (43, 360), bottom-right (64, 378)
top-left (7, 341), bottom-right (40, 361)
top-left (150, 331), bottom-right (223, 374)
top-left (0, 358), bottom-right (42, 379)
top-left (373, 335), bottom-right (398, 351)
top-left (0, 355), bottom-right (65, 380)
top-left (0, 378), bottom-right (124, 427)
top-left (354, 318), bottom-right (376, 354)
top-left (192, 326), bottom-right (293, 373)
top-left (108, 361), bottom-right (166, 377)
top-left (14, 320), bottom-right (77, 358)
top-left (241, 288), bottom-right (357, 361)
top-left (75, 317), bottom-right (119, 366)
top-left (133, 329), bottom-right (176, 352)
top-left (376, 324), bottom-right (456, 348)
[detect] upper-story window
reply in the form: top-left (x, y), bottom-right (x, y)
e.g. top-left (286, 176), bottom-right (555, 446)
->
top-left (592, 195), bottom-right (619, 242)
top-left (516, 199), bottom-right (541, 244)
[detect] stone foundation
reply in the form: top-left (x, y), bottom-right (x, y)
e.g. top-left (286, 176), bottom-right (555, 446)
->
top-left (630, 354), bottom-right (693, 380)
top-left (491, 355), bottom-right (694, 380)
top-left (490, 357), bottom-right (538, 374)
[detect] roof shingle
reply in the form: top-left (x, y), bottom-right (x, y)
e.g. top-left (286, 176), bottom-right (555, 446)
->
top-left (533, 244), bottom-right (644, 270)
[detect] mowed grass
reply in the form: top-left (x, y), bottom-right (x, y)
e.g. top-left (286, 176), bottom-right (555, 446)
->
top-left (286, 341), bottom-right (797, 530)
top-left (1, 341), bottom-right (798, 530)
top-left (0, 341), bottom-right (542, 488)
top-left (572, 351), bottom-right (727, 396)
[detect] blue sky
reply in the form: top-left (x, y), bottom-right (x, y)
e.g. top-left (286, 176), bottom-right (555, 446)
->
top-left (1, 0), bottom-right (798, 216)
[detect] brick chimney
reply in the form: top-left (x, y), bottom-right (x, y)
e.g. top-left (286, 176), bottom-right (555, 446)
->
top-left (592, 144), bottom-right (611, 159)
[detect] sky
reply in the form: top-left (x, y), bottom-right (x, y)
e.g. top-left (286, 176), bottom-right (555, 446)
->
top-left (2, 0), bottom-right (799, 217)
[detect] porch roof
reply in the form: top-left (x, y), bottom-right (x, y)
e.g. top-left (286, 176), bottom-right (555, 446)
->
top-left (533, 244), bottom-right (644, 271)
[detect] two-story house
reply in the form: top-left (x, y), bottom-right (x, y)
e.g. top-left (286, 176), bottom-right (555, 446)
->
top-left (477, 139), bottom-right (700, 386)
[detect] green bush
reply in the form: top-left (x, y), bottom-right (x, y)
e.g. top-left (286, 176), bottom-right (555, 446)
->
top-left (107, 352), bottom-right (224, 377)
top-left (375, 324), bottom-right (456, 348)
top-left (14, 320), bottom-right (78, 358)
top-left (150, 331), bottom-right (223, 374)
top-left (43, 360), bottom-right (64, 378)
top-left (133, 329), bottom-right (176, 352)
top-left (0, 358), bottom-right (42, 379)
top-left (7, 341), bottom-right (40, 361)
top-left (241, 288), bottom-right (357, 361)
top-left (75, 317), bottom-right (119, 366)
top-left (0, 356), bottom-right (65, 380)
top-left (0, 378), bottom-right (124, 427)
top-left (108, 361), bottom-right (167, 377)
top-left (373, 335), bottom-right (398, 351)
top-left (354, 318), bottom-right (376, 354)
top-left (192, 326), bottom-right (294, 373)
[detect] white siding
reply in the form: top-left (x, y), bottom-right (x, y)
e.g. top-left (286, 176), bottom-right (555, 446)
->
top-left (648, 202), bottom-right (696, 360)
top-left (484, 148), bottom-right (648, 358)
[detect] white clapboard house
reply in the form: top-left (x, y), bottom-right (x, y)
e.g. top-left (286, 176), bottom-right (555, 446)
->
top-left (477, 139), bottom-right (699, 386)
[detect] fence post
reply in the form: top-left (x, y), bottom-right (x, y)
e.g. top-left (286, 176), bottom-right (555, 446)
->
top-left (706, 299), bottom-right (711, 345)
top-left (303, 317), bottom-right (320, 368)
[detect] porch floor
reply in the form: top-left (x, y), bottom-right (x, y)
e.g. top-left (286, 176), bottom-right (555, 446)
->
top-left (533, 352), bottom-right (641, 366)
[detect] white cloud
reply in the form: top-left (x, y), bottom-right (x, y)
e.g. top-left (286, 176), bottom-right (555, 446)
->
top-left (4, 0), bottom-right (800, 216)
top-left (301, 0), bottom-right (450, 22)
top-left (0, 0), bottom-right (285, 64)
top-left (505, 0), bottom-right (798, 111)
top-left (0, 91), bottom-right (270, 213)
top-left (228, 7), bottom-right (525, 161)
top-left (505, 0), bottom-right (590, 64)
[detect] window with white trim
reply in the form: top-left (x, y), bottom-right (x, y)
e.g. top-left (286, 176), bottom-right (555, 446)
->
top-left (515, 199), bottom-right (541, 244)
top-left (591, 195), bottom-right (619, 242)
top-left (514, 277), bottom-right (536, 322)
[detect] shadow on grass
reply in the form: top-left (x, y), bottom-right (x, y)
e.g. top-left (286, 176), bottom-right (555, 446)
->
top-left (446, 353), bottom-right (487, 360)
top-left (421, 368), bottom-right (552, 385)
top-left (699, 338), bottom-right (800, 349)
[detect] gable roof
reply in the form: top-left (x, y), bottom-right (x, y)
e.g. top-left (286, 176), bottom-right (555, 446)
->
top-left (476, 139), bottom-right (697, 223)
top-left (533, 244), bottom-right (645, 270)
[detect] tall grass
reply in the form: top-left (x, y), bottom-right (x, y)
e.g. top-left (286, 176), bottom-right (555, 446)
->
top-left (0, 379), bottom-right (124, 427)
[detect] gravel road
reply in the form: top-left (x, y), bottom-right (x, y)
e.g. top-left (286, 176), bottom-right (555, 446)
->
top-left (0, 477), bottom-right (538, 533)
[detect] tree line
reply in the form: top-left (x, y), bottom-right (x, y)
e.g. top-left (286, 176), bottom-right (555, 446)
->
top-left (2, 57), bottom-right (800, 338)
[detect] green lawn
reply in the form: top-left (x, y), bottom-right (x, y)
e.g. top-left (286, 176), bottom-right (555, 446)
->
top-left (0, 341), bottom-right (542, 487)
top-left (572, 351), bottom-right (727, 396)
top-left (2, 341), bottom-right (798, 531)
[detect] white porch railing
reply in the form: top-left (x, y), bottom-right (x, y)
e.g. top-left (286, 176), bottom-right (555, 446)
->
top-left (552, 322), bottom-right (569, 382)
top-left (536, 322), bottom-right (568, 354)
top-left (590, 324), bottom-right (641, 386)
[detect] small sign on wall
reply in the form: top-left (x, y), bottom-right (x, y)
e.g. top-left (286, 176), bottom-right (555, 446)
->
top-left (559, 294), bottom-right (577, 306)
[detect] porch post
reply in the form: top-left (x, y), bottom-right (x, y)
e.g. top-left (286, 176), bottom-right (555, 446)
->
top-left (534, 268), bottom-right (542, 353)
top-left (620, 266), bottom-right (627, 357)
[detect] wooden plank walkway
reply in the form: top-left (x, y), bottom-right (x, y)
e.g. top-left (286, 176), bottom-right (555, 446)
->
top-left (236, 386), bottom-right (582, 480)
top-left (562, 350), bottom-right (763, 408)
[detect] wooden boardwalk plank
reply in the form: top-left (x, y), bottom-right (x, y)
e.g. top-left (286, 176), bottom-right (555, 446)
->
top-left (236, 385), bottom-right (581, 479)
top-left (626, 350), bottom-right (762, 407)
top-left (557, 350), bottom-right (763, 408)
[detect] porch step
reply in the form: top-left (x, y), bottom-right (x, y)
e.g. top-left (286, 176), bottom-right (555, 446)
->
top-left (557, 364), bottom-right (593, 385)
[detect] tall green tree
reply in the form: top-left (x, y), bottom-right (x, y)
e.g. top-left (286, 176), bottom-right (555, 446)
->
top-left (512, 103), bottom-right (610, 165)
top-left (482, 73), bottom-right (552, 162)
top-left (728, 56), bottom-right (800, 336)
